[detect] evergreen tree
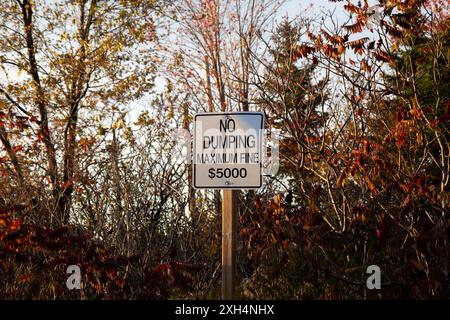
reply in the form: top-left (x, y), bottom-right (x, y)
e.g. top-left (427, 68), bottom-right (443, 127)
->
top-left (261, 19), bottom-right (328, 195)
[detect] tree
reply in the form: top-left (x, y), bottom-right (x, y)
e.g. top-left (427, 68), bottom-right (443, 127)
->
top-left (240, 0), bottom-right (450, 299)
top-left (0, 0), bottom-right (158, 225)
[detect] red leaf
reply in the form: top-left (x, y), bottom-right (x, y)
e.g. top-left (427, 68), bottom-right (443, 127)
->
top-left (13, 145), bottom-right (23, 153)
top-left (9, 219), bottom-right (21, 232)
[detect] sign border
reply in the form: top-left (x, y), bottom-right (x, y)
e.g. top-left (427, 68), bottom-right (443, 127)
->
top-left (193, 112), bottom-right (264, 189)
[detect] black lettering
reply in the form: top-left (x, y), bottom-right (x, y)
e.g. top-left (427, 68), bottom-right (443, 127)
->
top-left (219, 118), bottom-right (235, 132)
top-left (203, 136), bottom-right (211, 149)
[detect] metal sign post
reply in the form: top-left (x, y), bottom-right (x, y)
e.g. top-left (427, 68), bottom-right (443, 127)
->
top-left (192, 112), bottom-right (264, 300)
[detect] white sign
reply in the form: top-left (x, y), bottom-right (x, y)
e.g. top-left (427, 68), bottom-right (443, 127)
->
top-left (193, 112), bottom-right (264, 189)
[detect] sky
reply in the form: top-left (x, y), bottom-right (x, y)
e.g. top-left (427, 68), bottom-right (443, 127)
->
top-left (283, 0), bottom-right (348, 21)
top-left (0, 0), bottom-right (368, 124)
top-left (129, 0), bottom-right (353, 122)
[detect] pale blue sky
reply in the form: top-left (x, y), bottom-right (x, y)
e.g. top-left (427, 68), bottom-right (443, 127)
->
top-left (128, 0), bottom-right (376, 122)
top-left (281, 0), bottom-right (380, 24)
top-left (282, 0), bottom-right (347, 21)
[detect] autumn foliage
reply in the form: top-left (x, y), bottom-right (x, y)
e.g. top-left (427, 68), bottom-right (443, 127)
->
top-left (0, 204), bottom-right (202, 299)
top-left (1, 0), bottom-right (449, 300)
top-left (237, 0), bottom-right (449, 299)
